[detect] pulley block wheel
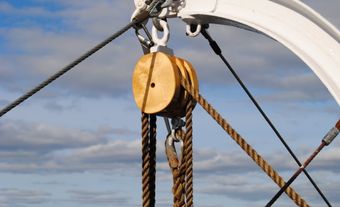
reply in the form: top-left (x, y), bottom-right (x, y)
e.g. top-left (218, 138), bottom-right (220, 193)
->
top-left (132, 52), bottom-right (199, 117)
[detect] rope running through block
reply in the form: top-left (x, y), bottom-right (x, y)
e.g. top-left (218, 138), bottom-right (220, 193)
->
top-left (180, 79), bottom-right (309, 207)
top-left (184, 99), bottom-right (194, 207)
top-left (142, 113), bottom-right (157, 207)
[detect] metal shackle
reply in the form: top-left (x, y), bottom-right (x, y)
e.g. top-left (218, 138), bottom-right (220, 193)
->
top-left (152, 19), bottom-right (170, 47)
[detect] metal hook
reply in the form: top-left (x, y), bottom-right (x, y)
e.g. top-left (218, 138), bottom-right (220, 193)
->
top-left (165, 129), bottom-right (184, 169)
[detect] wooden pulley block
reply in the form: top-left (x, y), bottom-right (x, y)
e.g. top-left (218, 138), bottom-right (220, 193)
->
top-left (132, 52), bottom-right (181, 116)
top-left (132, 52), bottom-right (199, 117)
top-left (174, 57), bottom-right (199, 117)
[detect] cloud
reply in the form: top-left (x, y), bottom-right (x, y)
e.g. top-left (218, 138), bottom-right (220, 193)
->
top-left (199, 173), bottom-right (276, 202)
top-left (197, 171), bottom-right (340, 206)
top-left (0, 1), bottom-right (139, 99)
top-left (0, 0), bottom-right (337, 104)
top-left (0, 121), bottom-right (338, 206)
top-left (0, 188), bottom-right (51, 206)
top-left (0, 120), bottom-right (107, 152)
top-left (0, 2), bottom-right (56, 17)
top-left (312, 147), bottom-right (340, 173)
top-left (0, 1), bottom-right (338, 207)
top-left (68, 190), bottom-right (129, 205)
top-left (0, 119), bottom-right (339, 176)
top-left (0, 120), bottom-right (142, 173)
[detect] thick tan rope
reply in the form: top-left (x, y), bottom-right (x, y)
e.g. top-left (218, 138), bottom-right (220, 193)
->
top-left (141, 113), bottom-right (151, 207)
top-left (141, 113), bottom-right (156, 207)
top-left (184, 99), bottom-right (194, 207)
top-left (172, 158), bottom-right (186, 207)
top-left (167, 130), bottom-right (186, 207)
top-left (180, 80), bottom-right (309, 207)
top-left (149, 115), bottom-right (157, 206)
top-left (168, 98), bottom-right (195, 207)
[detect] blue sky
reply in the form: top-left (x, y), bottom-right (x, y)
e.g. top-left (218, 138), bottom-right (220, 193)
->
top-left (0, 0), bottom-right (339, 206)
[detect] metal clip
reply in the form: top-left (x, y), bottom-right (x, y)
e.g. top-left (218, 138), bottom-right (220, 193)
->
top-left (165, 129), bottom-right (184, 168)
top-left (135, 29), bottom-right (154, 48)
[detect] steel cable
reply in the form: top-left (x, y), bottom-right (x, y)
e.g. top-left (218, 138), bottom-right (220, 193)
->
top-left (0, 0), bottom-right (166, 118)
top-left (0, 19), bottom-right (143, 118)
top-left (180, 78), bottom-right (310, 207)
top-left (201, 28), bottom-right (331, 206)
top-left (266, 120), bottom-right (340, 206)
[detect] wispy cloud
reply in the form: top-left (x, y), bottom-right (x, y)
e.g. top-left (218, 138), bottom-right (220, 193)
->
top-left (0, 188), bottom-right (51, 206)
top-left (0, 1), bottom-right (338, 206)
top-left (0, 119), bottom-right (339, 176)
top-left (68, 190), bottom-right (129, 205)
top-left (0, 0), bottom-right (337, 103)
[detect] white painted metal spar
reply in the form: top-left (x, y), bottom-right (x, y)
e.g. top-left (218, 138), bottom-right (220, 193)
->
top-left (134, 0), bottom-right (340, 104)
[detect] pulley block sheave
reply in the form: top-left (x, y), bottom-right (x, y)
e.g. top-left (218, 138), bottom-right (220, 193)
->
top-left (132, 52), bottom-right (198, 117)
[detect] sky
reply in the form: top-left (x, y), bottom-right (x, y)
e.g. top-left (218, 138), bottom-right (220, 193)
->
top-left (0, 0), bottom-right (339, 207)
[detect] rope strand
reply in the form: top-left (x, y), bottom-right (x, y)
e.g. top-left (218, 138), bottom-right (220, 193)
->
top-left (180, 79), bottom-right (309, 207)
top-left (142, 113), bottom-right (151, 207)
top-left (184, 99), bottom-right (194, 207)
top-left (149, 115), bottom-right (157, 206)
top-left (201, 28), bottom-right (331, 206)
top-left (142, 113), bottom-right (157, 207)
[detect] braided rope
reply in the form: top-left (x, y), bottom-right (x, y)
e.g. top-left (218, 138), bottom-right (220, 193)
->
top-left (142, 113), bottom-right (156, 207)
top-left (166, 129), bottom-right (186, 207)
top-left (180, 80), bottom-right (309, 207)
top-left (172, 163), bottom-right (186, 207)
top-left (149, 115), bottom-right (157, 206)
top-left (184, 99), bottom-right (194, 207)
top-left (168, 99), bottom-right (194, 207)
top-left (141, 113), bottom-right (151, 207)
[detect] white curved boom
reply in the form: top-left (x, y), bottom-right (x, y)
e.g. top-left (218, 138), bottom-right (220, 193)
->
top-left (178, 0), bottom-right (340, 105)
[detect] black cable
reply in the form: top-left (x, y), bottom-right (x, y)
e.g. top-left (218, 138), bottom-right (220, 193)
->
top-left (0, 19), bottom-right (143, 118)
top-left (201, 27), bottom-right (332, 207)
top-left (266, 142), bottom-right (326, 207)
